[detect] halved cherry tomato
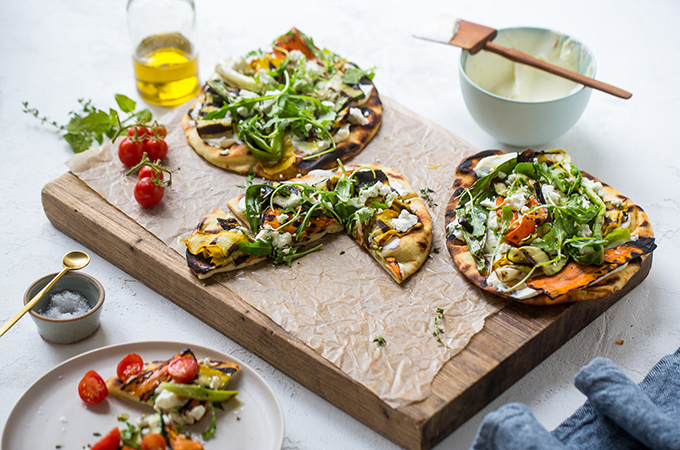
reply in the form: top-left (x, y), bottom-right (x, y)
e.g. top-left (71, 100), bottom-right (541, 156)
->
top-left (139, 165), bottom-right (163, 182)
top-left (127, 126), bottom-right (151, 139)
top-left (119, 137), bottom-right (145, 167)
top-left (116, 353), bottom-right (144, 383)
top-left (91, 427), bottom-right (121, 450)
top-left (141, 433), bottom-right (167, 450)
top-left (143, 138), bottom-right (168, 161)
top-left (78, 370), bottom-right (108, 404)
top-left (134, 177), bottom-right (164, 207)
top-left (167, 356), bottom-right (198, 384)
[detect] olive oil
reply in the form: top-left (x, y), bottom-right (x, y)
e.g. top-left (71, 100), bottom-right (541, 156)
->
top-left (133, 33), bottom-right (199, 107)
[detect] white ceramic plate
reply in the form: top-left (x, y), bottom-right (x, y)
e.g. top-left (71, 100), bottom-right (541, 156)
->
top-left (2, 341), bottom-right (284, 450)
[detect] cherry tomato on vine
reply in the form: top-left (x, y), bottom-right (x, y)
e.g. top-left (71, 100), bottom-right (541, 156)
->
top-left (138, 165), bottom-right (163, 182)
top-left (127, 126), bottom-right (151, 139)
top-left (134, 177), bottom-right (164, 207)
top-left (78, 370), bottom-right (108, 405)
top-left (116, 353), bottom-right (144, 383)
top-left (141, 433), bottom-right (167, 450)
top-left (151, 125), bottom-right (167, 139)
top-left (143, 138), bottom-right (168, 161)
top-left (91, 427), bottom-right (121, 450)
top-left (167, 356), bottom-right (198, 384)
top-left (118, 137), bottom-right (145, 167)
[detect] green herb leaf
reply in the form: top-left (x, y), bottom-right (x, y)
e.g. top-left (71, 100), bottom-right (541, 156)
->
top-left (342, 67), bottom-right (375, 84)
top-left (238, 239), bottom-right (273, 257)
top-left (114, 94), bottom-right (136, 113)
top-left (201, 403), bottom-right (218, 440)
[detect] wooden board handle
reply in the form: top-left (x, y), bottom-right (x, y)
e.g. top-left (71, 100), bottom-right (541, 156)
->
top-left (483, 40), bottom-right (632, 100)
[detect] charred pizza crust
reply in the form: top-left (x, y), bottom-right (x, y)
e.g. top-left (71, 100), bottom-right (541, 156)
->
top-left (445, 150), bottom-right (655, 305)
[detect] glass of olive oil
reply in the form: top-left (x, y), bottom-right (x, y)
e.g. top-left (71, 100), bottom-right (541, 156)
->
top-left (127, 0), bottom-right (199, 107)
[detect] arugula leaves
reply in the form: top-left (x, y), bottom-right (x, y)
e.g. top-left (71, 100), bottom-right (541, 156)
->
top-left (23, 94), bottom-right (152, 153)
top-left (342, 67), bottom-right (376, 84)
top-left (451, 151), bottom-right (629, 283)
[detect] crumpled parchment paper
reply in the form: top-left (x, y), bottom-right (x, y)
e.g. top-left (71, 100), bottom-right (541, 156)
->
top-left (66, 96), bottom-right (507, 408)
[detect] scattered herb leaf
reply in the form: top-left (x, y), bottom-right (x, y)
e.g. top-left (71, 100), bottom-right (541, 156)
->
top-left (374, 336), bottom-right (386, 346)
top-left (433, 308), bottom-right (449, 348)
top-left (420, 187), bottom-right (437, 208)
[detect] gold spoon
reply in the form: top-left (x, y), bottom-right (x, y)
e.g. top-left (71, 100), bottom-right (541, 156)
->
top-left (0, 251), bottom-right (91, 337)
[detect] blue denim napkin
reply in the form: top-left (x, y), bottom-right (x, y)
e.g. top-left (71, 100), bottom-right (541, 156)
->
top-left (470, 347), bottom-right (680, 450)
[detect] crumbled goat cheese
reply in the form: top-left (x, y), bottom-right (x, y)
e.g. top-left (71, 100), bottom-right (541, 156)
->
top-left (505, 187), bottom-right (529, 211)
top-left (582, 178), bottom-right (605, 198)
top-left (487, 211), bottom-right (500, 231)
top-left (255, 229), bottom-right (293, 249)
top-left (480, 197), bottom-right (497, 209)
top-left (577, 223), bottom-right (593, 238)
top-left (238, 89), bottom-right (258, 99)
top-left (154, 389), bottom-right (187, 411)
top-left (272, 192), bottom-right (301, 208)
top-left (391, 209), bottom-right (418, 232)
top-left (348, 107), bottom-right (369, 126)
top-left (288, 50), bottom-right (304, 62)
top-left (351, 182), bottom-right (395, 207)
top-left (333, 123), bottom-right (351, 143)
top-left (541, 184), bottom-right (564, 205)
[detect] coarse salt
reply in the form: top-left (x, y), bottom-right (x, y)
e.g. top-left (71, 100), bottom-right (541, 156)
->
top-left (40, 290), bottom-right (91, 319)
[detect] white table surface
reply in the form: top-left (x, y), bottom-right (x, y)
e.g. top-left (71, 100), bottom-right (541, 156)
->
top-left (2, 0), bottom-right (679, 449)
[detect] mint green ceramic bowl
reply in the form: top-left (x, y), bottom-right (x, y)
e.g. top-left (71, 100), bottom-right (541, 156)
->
top-left (459, 27), bottom-right (596, 146)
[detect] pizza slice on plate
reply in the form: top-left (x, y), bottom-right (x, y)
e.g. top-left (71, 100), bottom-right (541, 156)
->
top-left (182, 164), bottom-right (432, 283)
top-left (445, 149), bottom-right (656, 305)
top-left (106, 348), bottom-right (240, 425)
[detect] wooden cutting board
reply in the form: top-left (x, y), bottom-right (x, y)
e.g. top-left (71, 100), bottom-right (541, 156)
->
top-left (42, 172), bottom-right (652, 450)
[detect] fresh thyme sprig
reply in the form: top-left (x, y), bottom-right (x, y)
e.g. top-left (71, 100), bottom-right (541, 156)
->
top-left (420, 187), bottom-right (437, 208)
top-left (433, 308), bottom-right (449, 348)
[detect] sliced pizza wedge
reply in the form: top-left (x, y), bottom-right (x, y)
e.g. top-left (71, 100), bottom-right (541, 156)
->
top-left (106, 348), bottom-right (240, 425)
top-left (339, 164), bottom-right (433, 283)
top-left (182, 164), bottom-right (433, 283)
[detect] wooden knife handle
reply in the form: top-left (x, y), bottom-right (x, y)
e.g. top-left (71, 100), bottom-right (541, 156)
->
top-left (483, 40), bottom-right (632, 100)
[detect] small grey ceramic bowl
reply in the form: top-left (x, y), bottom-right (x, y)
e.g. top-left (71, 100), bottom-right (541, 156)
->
top-left (459, 27), bottom-right (596, 146)
top-left (24, 272), bottom-right (104, 344)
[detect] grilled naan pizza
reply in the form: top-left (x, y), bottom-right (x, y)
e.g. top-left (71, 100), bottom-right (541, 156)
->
top-left (183, 164), bottom-right (432, 283)
top-left (106, 348), bottom-right (240, 425)
top-left (445, 149), bottom-right (656, 305)
top-left (182, 28), bottom-right (382, 181)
